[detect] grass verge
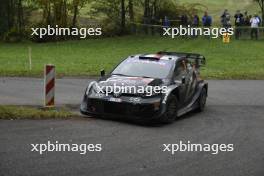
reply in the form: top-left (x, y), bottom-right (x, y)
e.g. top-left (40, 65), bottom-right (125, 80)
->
top-left (0, 106), bottom-right (73, 120)
top-left (0, 36), bottom-right (264, 79)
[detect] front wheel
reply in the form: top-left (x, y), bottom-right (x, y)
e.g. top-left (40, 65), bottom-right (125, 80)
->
top-left (159, 94), bottom-right (178, 124)
top-left (197, 88), bottom-right (207, 112)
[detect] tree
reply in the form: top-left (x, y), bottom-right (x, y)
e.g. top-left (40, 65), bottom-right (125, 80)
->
top-left (254, 0), bottom-right (264, 26)
top-left (72, 0), bottom-right (79, 27)
top-left (89, 0), bottom-right (128, 35)
top-left (35, 0), bottom-right (88, 27)
top-left (0, 0), bottom-right (28, 39)
top-left (36, 0), bottom-right (68, 27)
top-left (121, 0), bottom-right (126, 34)
top-left (143, 0), bottom-right (150, 24)
top-left (70, 0), bottom-right (88, 27)
top-left (128, 0), bottom-right (134, 22)
top-left (0, 0), bottom-right (9, 35)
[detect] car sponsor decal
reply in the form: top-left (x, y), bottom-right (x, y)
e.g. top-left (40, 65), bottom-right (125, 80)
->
top-left (109, 97), bottom-right (122, 103)
top-left (100, 76), bottom-right (154, 85)
top-left (129, 97), bottom-right (141, 104)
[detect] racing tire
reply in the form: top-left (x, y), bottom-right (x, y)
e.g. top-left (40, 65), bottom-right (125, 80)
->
top-left (159, 94), bottom-right (178, 124)
top-left (197, 88), bottom-right (207, 112)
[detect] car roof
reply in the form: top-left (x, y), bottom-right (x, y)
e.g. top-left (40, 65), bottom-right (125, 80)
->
top-left (129, 54), bottom-right (179, 62)
top-left (140, 54), bottom-right (179, 61)
top-left (157, 51), bottom-right (205, 59)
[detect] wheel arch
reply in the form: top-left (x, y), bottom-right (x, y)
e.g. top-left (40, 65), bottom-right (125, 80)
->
top-left (202, 82), bottom-right (208, 96)
top-left (171, 88), bottom-right (180, 101)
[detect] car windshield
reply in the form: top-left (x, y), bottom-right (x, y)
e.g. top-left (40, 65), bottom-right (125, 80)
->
top-left (112, 58), bottom-right (173, 79)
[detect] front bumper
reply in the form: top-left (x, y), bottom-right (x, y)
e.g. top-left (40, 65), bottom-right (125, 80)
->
top-left (80, 94), bottom-right (165, 119)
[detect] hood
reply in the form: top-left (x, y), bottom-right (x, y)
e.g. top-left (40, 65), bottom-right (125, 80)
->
top-left (96, 75), bottom-right (166, 96)
top-left (98, 75), bottom-right (164, 87)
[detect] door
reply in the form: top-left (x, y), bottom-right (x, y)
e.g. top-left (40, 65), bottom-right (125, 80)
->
top-left (185, 58), bottom-right (198, 103)
top-left (173, 59), bottom-right (188, 105)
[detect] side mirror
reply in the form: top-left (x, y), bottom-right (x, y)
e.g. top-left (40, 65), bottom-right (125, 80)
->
top-left (201, 57), bottom-right (206, 65)
top-left (181, 76), bottom-right (186, 84)
top-left (100, 69), bottom-right (105, 77)
top-left (197, 57), bottom-right (206, 67)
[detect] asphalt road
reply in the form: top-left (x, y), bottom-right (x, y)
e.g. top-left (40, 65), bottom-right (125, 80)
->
top-left (0, 78), bottom-right (264, 176)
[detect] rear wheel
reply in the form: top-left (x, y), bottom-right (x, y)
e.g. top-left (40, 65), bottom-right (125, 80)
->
top-left (159, 94), bottom-right (178, 124)
top-left (197, 88), bottom-right (207, 112)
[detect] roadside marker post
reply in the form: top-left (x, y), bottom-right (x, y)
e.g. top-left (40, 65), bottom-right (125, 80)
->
top-left (44, 64), bottom-right (55, 107)
top-left (28, 47), bottom-right (32, 70)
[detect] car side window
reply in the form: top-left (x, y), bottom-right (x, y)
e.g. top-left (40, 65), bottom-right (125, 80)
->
top-left (174, 60), bottom-right (187, 80)
top-left (186, 58), bottom-right (196, 70)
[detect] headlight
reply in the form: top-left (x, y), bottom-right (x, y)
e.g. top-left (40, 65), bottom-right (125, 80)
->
top-left (86, 82), bottom-right (105, 97)
top-left (86, 81), bottom-right (97, 95)
top-left (92, 83), bottom-right (102, 93)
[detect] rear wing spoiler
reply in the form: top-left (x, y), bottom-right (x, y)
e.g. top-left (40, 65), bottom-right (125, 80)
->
top-left (157, 51), bottom-right (206, 67)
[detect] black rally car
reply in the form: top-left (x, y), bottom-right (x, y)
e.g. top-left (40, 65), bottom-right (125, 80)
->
top-left (80, 52), bottom-right (208, 123)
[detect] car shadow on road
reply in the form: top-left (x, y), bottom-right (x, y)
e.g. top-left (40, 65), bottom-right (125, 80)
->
top-left (81, 110), bottom-right (200, 128)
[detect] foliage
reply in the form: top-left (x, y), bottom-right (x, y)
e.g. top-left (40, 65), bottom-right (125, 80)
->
top-left (0, 0), bottom-right (89, 41)
top-left (0, 0), bottom-right (261, 39)
top-left (154, 1), bottom-right (207, 21)
top-left (3, 28), bottom-right (22, 42)
top-left (0, 0), bottom-right (27, 38)
top-left (89, 0), bottom-right (125, 35)
top-left (254, 0), bottom-right (264, 26)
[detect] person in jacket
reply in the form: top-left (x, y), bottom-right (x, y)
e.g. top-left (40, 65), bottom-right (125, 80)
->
top-left (202, 11), bottom-right (212, 27)
top-left (250, 13), bottom-right (260, 40)
top-left (234, 10), bottom-right (244, 39)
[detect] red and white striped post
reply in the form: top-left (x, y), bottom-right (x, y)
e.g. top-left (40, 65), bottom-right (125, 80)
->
top-left (44, 64), bottom-right (55, 107)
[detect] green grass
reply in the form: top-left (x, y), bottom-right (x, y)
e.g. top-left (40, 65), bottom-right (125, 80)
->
top-left (0, 36), bottom-right (264, 79)
top-left (0, 106), bottom-right (73, 119)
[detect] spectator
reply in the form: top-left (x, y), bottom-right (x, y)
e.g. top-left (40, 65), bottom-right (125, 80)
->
top-left (202, 11), bottom-right (212, 27)
top-left (180, 14), bottom-right (188, 26)
top-left (256, 15), bottom-right (262, 26)
top-left (244, 11), bottom-right (251, 26)
top-left (220, 9), bottom-right (227, 26)
top-left (226, 14), bottom-right (232, 28)
top-left (234, 10), bottom-right (244, 39)
top-left (163, 16), bottom-right (170, 27)
top-left (250, 13), bottom-right (260, 40)
top-left (192, 14), bottom-right (200, 27)
top-left (221, 9), bottom-right (231, 28)
top-left (192, 14), bottom-right (200, 38)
